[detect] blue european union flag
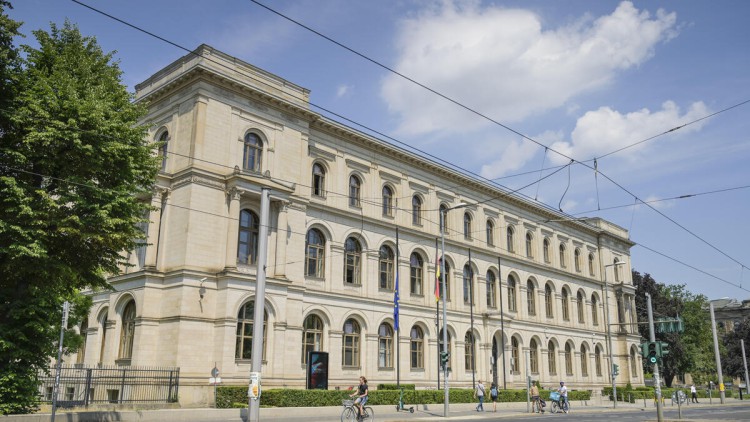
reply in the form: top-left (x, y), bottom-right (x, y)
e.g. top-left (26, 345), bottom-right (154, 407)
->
top-left (393, 274), bottom-right (400, 331)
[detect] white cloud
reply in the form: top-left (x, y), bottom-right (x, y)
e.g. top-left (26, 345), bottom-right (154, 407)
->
top-left (336, 84), bottom-right (353, 98)
top-left (479, 137), bottom-right (539, 179)
top-left (548, 100), bottom-right (710, 163)
top-left (381, 1), bottom-right (678, 136)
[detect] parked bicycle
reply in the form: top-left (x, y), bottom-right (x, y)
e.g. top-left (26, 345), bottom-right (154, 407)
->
top-left (341, 399), bottom-right (375, 422)
top-left (548, 391), bottom-right (570, 414)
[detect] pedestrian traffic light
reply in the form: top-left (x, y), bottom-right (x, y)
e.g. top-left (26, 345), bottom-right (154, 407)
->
top-left (440, 351), bottom-right (450, 368)
top-left (613, 364), bottom-right (619, 376)
top-left (657, 341), bottom-right (669, 358)
top-left (647, 342), bottom-right (658, 364)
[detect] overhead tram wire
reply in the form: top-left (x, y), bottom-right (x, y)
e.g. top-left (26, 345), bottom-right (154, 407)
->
top-left (68, 0), bottom-right (750, 275)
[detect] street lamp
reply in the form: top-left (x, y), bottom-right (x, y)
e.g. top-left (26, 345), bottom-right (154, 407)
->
top-left (440, 201), bottom-right (471, 417)
top-left (603, 260), bottom-right (626, 408)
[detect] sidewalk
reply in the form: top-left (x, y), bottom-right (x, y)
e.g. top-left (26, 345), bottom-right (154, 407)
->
top-left (1, 398), bottom-right (745, 421)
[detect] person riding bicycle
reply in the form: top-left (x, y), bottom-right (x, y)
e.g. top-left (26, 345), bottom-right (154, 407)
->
top-left (349, 376), bottom-right (369, 420)
top-left (557, 381), bottom-right (568, 413)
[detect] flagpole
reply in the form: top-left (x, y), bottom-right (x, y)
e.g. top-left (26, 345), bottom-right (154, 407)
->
top-left (435, 238), bottom-right (441, 390)
top-left (469, 248), bottom-right (475, 390)
top-left (395, 227), bottom-right (400, 389)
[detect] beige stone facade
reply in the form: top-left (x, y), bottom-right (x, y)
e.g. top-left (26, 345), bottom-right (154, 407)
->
top-left (74, 45), bottom-right (643, 405)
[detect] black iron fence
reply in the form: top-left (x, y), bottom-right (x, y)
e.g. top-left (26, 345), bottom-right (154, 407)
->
top-left (39, 365), bottom-right (180, 407)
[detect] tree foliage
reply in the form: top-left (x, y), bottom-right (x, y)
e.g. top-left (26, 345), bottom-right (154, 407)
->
top-left (0, 14), bottom-right (158, 414)
top-left (721, 318), bottom-right (750, 382)
top-left (632, 271), bottom-right (714, 387)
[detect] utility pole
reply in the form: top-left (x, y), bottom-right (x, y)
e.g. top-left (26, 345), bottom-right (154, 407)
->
top-left (248, 188), bottom-right (270, 422)
top-left (742, 340), bottom-right (750, 395)
top-left (51, 301), bottom-right (70, 422)
top-left (709, 302), bottom-right (726, 404)
top-left (646, 293), bottom-right (663, 422)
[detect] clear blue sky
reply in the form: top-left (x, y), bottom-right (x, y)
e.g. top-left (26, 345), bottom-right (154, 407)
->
top-left (9, 0), bottom-right (750, 301)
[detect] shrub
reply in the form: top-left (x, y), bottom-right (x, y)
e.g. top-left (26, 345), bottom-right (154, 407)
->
top-left (377, 384), bottom-right (415, 390)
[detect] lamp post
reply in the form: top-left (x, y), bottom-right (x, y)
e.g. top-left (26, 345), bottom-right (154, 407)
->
top-left (440, 202), bottom-right (470, 417)
top-left (603, 261), bottom-right (625, 408)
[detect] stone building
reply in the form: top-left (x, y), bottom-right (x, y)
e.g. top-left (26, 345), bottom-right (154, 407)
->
top-left (73, 45), bottom-right (643, 405)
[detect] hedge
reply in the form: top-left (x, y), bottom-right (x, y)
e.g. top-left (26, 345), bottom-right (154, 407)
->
top-left (217, 387), bottom-right (591, 408)
top-left (602, 386), bottom-right (734, 402)
top-left (377, 384), bottom-right (415, 390)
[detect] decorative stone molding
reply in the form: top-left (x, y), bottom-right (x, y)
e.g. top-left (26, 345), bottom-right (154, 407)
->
top-left (308, 144), bottom-right (336, 163)
top-left (345, 158), bottom-right (371, 174)
top-left (409, 181), bottom-right (430, 194)
top-left (173, 174), bottom-right (225, 191)
top-left (379, 170), bottom-right (402, 184)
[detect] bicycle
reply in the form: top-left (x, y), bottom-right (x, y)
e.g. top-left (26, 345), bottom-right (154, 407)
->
top-left (341, 399), bottom-right (375, 422)
top-left (548, 391), bottom-right (570, 414)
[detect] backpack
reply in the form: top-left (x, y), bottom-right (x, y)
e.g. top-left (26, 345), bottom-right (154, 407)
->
top-left (490, 386), bottom-right (498, 398)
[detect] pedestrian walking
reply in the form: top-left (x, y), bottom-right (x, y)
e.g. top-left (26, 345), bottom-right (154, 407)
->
top-left (490, 382), bottom-right (498, 412)
top-left (475, 379), bottom-right (486, 411)
top-left (691, 384), bottom-right (699, 403)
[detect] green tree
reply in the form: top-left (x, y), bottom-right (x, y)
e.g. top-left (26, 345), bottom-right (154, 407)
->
top-left (633, 271), bottom-right (714, 387)
top-left (722, 319), bottom-right (750, 382)
top-left (0, 18), bottom-right (158, 414)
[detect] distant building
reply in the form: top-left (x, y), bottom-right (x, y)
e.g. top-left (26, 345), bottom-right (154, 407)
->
top-left (72, 45), bottom-right (642, 405)
top-left (710, 298), bottom-right (750, 334)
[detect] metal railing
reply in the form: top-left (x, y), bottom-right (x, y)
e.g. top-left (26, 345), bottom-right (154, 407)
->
top-left (38, 365), bottom-right (180, 407)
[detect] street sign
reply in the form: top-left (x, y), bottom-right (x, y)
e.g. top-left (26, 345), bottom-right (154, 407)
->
top-left (209, 377), bottom-right (222, 385)
top-left (211, 366), bottom-right (220, 378)
top-left (248, 372), bottom-right (261, 400)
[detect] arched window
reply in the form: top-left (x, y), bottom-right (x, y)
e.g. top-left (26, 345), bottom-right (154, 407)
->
top-left (506, 226), bottom-right (515, 253)
top-left (486, 220), bottom-right (494, 246)
top-left (235, 301), bottom-right (267, 360)
top-left (527, 280), bottom-right (536, 316)
top-left (486, 271), bottom-right (497, 308)
top-left (543, 238), bottom-right (551, 263)
top-left (410, 326), bottom-right (424, 369)
top-left (559, 244), bottom-right (567, 268)
top-left (548, 341), bottom-right (557, 375)
top-left (412, 196), bottom-right (422, 225)
top-left (378, 323), bottom-right (394, 368)
top-left (344, 237), bottom-right (362, 285)
top-left (526, 232), bottom-right (534, 258)
top-left (595, 346), bottom-right (603, 376)
top-left (379, 245), bottom-right (395, 290)
top-left (510, 337), bottom-right (520, 374)
top-left (561, 289), bottom-right (570, 321)
top-left (530, 339), bottom-right (539, 374)
top-left (613, 258), bottom-right (621, 282)
top-left (507, 276), bottom-right (517, 312)
top-left (577, 291), bottom-right (585, 324)
top-left (439, 204), bottom-right (448, 233)
top-left (545, 284), bottom-right (554, 318)
top-left (574, 248), bottom-right (582, 272)
top-left (342, 319), bottom-right (361, 367)
top-left (312, 163), bottom-right (326, 197)
top-left (581, 344), bottom-right (589, 377)
top-left (302, 314), bottom-right (323, 364)
top-left (157, 131), bottom-right (168, 171)
top-left (463, 213), bottom-right (472, 240)
top-left (243, 133), bottom-right (263, 172)
top-left (238, 209), bottom-right (260, 265)
top-left (76, 318), bottom-right (88, 364)
top-left (119, 301), bottom-right (136, 359)
top-left (465, 331), bottom-right (476, 371)
top-left (349, 175), bottom-right (361, 207)
top-left (462, 264), bottom-right (473, 305)
top-left (442, 262), bottom-right (452, 301)
top-left (410, 253), bottom-right (423, 295)
top-left (588, 253), bottom-right (596, 276)
top-left (565, 343), bottom-right (573, 375)
top-left (382, 185), bottom-right (394, 217)
top-left (591, 294), bottom-right (599, 326)
top-left (305, 229), bottom-right (325, 278)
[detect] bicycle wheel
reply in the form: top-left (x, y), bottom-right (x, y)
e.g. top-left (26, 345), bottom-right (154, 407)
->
top-left (365, 406), bottom-right (375, 421)
top-left (562, 400), bottom-right (570, 413)
top-left (551, 401), bottom-right (559, 414)
top-left (341, 406), bottom-right (356, 422)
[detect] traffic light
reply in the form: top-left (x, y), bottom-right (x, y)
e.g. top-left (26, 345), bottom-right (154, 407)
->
top-left (640, 342), bottom-right (650, 358)
top-left (440, 351), bottom-right (450, 369)
top-left (647, 342), bottom-right (658, 364)
top-left (657, 341), bottom-right (669, 358)
top-left (612, 364), bottom-right (619, 376)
